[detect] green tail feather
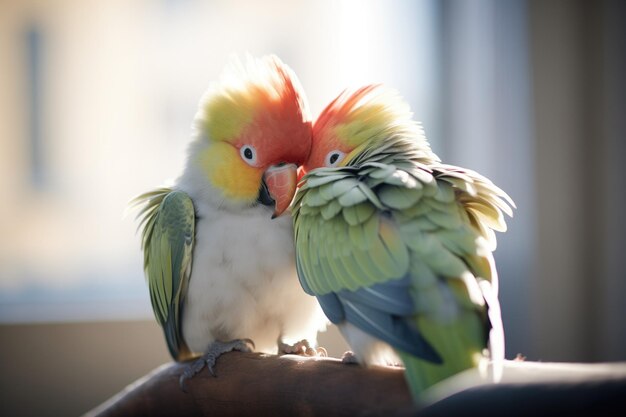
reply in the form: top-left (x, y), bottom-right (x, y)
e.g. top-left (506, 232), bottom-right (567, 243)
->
top-left (398, 313), bottom-right (485, 402)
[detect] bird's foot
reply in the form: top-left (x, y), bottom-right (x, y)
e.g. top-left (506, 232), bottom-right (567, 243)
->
top-left (179, 338), bottom-right (255, 392)
top-left (341, 350), bottom-right (359, 364)
top-left (278, 338), bottom-right (327, 357)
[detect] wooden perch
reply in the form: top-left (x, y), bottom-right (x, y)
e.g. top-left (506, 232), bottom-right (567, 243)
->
top-left (86, 353), bottom-right (626, 417)
top-left (85, 352), bottom-right (414, 417)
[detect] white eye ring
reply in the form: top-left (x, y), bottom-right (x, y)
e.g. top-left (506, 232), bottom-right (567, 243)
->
top-left (240, 145), bottom-right (257, 166)
top-left (324, 150), bottom-right (345, 167)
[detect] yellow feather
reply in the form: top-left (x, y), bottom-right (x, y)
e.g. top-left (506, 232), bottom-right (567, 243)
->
top-left (197, 143), bottom-right (262, 202)
top-left (197, 55), bottom-right (310, 144)
top-left (203, 93), bottom-right (255, 142)
top-left (333, 103), bottom-right (391, 147)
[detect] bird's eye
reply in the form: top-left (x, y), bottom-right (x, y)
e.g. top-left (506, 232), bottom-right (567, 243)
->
top-left (240, 145), bottom-right (257, 166)
top-left (324, 150), bottom-right (346, 167)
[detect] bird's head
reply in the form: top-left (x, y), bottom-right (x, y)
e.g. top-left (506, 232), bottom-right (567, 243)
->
top-left (191, 55), bottom-right (311, 217)
top-left (303, 84), bottom-right (427, 173)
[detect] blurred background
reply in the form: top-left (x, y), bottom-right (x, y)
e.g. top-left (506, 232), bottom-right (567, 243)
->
top-left (1, 0), bottom-right (624, 415)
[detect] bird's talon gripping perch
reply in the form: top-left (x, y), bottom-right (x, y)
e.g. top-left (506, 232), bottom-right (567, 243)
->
top-left (315, 346), bottom-right (328, 357)
top-left (278, 338), bottom-right (307, 355)
top-left (278, 338), bottom-right (325, 356)
top-left (206, 354), bottom-right (218, 377)
top-left (178, 338), bottom-right (255, 391)
top-left (341, 350), bottom-right (359, 365)
top-left (179, 357), bottom-right (207, 392)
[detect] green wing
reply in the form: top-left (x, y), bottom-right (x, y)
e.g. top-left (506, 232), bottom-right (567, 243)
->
top-left (293, 159), bottom-right (514, 392)
top-left (131, 188), bottom-right (195, 361)
top-left (293, 160), bottom-right (513, 301)
top-left (293, 166), bottom-right (410, 294)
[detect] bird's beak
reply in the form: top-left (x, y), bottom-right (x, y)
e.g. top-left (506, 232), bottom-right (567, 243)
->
top-left (297, 166), bottom-right (306, 183)
top-left (263, 163), bottom-right (298, 218)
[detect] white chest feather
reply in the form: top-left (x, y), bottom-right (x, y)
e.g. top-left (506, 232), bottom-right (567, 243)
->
top-left (181, 203), bottom-right (326, 354)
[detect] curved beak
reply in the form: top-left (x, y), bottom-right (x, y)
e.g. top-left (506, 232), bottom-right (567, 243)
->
top-left (263, 163), bottom-right (298, 218)
top-left (297, 166), bottom-right (306, 183)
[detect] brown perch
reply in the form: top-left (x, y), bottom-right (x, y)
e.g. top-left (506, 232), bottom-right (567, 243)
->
top-left (84, 352), bottom-right (414, 417)
top-left (86, 353), bottom-right (626, 417)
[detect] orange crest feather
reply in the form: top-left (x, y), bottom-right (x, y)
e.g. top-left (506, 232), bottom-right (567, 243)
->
top-left (307, 85), bottom-right (415, 171)
top-left (198, 55), bottom-right (312, 167)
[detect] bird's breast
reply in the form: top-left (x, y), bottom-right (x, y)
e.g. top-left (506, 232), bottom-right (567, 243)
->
top-left (181, 207), bottom-right (301, 352)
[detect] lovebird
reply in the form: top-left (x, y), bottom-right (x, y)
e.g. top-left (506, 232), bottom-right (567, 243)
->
top-left (132, 56), bottom-right (327, 388)
top-left (292, 85), bottom-right (514, 400)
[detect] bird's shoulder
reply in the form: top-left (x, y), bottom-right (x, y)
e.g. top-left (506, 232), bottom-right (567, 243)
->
top-left (130, 187), bottom-right (195, 270)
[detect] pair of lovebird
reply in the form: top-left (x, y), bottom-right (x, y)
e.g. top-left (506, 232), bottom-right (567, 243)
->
top-left (133, 55), bottom-right (514, 401)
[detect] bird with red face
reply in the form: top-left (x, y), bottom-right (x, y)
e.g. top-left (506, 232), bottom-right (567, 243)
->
top-left (292, 85), bottom-right (514, 401)
top-left (132, 56), bottom-right (327, 389)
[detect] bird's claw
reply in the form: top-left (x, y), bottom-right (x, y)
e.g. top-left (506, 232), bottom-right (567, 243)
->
top-left (314, 346), bottom-right (328, 357)
top-left (278, 338), bottom-right (327, 357)
top-left (241, 338), bottom-right (256, 350)
top-left (278, 338), bottom-right (309, 355)
top-left (179, 357), bottom-right (204, 392)
top-left (178, 338), bottom-right (255, 392)
top-left (341, 350), bottom-right (359, 364)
